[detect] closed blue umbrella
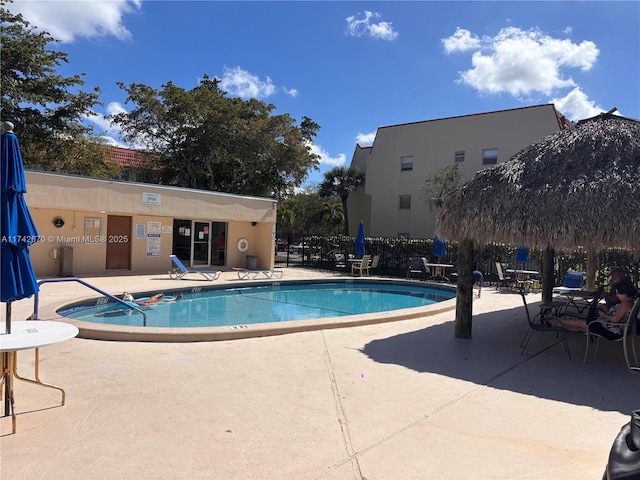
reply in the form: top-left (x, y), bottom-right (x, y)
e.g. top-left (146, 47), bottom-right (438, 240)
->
top-left (1, 124), bottom-right (40, 334)
top-left (516, 246), bottom-right (530, 263)
top-left (433, 236), bottom-right (447, 258)
top-left (354, 221), bottom-right (366, 256)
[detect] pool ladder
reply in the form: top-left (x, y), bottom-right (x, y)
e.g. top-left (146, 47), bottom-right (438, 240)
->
top-left (32, 277), bottom-right (148, 326)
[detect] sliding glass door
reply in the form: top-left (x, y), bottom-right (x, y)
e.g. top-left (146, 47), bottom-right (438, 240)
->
top-left (172, 219), bottom-right (226, 267)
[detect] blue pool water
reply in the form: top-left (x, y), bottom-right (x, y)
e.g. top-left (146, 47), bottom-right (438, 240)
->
top-left (58, 281), bottom-right (455, 328)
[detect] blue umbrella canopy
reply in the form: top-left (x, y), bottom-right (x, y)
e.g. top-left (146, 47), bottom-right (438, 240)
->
top-left (516, 246), bottom-right (530, 263)
top-left (433, 236), bottom-right (447, 258)
top-left (354, 221), bottom-right (366, 256)
top-left (1, 126), bottom-right (40, 333)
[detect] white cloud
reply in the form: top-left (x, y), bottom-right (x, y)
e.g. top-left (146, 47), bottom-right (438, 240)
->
top-left (551, 87), bottom-right (604, 121)
top-left (356, 131), bottom-right (376, 146)
top-left (346, 11), bottom-right (398, 41)
top-left (84, 102), bottom-right (133, 147)
top-left (308, 142), bottom-right (346, 167)
top-left (217, 66), bottom-right (299, 100)
top-left (6, 0), bottom-right (141, 43)
top-left (442, 28), bottom-right (481, 54)
top-left (218, 66), bottom-right (277, 99)
top-left (444, 26), bottom-right (599, 97)
top-left (88, 102), bottom-right (126, 132)
top-left (283, 87), bottom-right (299, 98)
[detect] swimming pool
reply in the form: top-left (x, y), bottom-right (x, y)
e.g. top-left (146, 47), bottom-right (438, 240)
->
top-left (55, 279), bottom-right (457, 342)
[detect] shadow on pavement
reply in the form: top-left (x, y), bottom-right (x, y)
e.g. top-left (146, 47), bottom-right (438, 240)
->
top-left (362, 302), bottom-right (639, 415)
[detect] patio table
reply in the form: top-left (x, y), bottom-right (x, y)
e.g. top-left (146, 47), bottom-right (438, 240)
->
top-left (425, 263), bottom-right (454, 282)
top-left (507, 269), bottom-right (541, 292)
top-left (506, 269), bottom-right (540, 276)
top-left (1, 320), bottom-right (78, 433)
top-left (553, 289), bottom-right (600, 315)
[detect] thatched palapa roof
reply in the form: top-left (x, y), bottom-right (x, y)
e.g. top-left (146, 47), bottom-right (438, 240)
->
top-left (436, 114), bottom-right (640, 252)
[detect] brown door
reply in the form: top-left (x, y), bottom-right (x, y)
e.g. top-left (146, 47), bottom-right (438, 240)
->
top-left (106, 215), bottom-right (131, 270)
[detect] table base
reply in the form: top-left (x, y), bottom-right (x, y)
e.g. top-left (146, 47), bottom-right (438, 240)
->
top-left (428, 266), bottom-right (449, 282)
top-left (1, 348), bottom-right (66, 434)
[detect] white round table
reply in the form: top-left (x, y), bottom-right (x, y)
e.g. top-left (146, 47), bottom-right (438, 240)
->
top-left (1, 321), bottom-right (79, 352)
top-left (1, 321), bottom-right (79, 433)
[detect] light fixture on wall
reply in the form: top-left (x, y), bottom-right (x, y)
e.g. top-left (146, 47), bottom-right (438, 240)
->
top-left (251, 222), bottom-right (257, 226)
top-left (272, 202), bottom-right (278, 209)
top-left (52, 216), bottom-right (65, 228)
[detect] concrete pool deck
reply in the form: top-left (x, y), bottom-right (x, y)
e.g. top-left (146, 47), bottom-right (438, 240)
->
top-left (1, 268), bottom-right (638, 479)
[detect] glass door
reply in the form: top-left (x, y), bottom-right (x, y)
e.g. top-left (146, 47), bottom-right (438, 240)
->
top-left (172, 220), bottom-right (227, 267)
top-left (211, 222), bottom-right (227, 266)
top-left (172, 219), bottom-right (192, 264)
top-left (192, 221), bottom-right (210, 266)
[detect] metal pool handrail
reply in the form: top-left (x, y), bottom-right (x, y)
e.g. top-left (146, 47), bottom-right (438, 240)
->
top-left (33, 277), bottom-right (147, 326)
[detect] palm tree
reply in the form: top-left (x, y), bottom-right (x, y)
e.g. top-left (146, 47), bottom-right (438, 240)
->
top-left (277, 207), bottom-right (295, 229)
top-left (320, 202), bottom-right (344, 235)
top-left (318, 166), bottom-right (364, 235)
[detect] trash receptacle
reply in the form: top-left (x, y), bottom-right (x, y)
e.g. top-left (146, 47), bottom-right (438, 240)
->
top-left (246, 255), bottom-right (258, 270)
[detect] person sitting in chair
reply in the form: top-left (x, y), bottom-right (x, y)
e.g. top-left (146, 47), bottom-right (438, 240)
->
top-left (123, 292), bottom-right (182, 306)
top-left (604, 267), bottom-right (631, 308)
top-left (547, 281), bottom-right (636, 339)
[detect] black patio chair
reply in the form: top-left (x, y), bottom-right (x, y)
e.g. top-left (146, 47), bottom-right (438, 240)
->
top-left (334, 253), bottom-right (347, 274)
top-left (495, 262), bottom-right (515, 290)
top-left (407, 257), bottom-right (429, 280)
top-left (519, 287), bottom-right (573, 360)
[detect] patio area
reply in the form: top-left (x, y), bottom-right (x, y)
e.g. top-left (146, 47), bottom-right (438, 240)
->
top-left (1, 269), bottom-right (637, 479)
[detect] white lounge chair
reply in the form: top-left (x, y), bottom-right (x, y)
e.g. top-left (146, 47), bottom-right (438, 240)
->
top-left (233, 267), bottom-right (284, 280)
top-left (169, 255), bottom-right (221, 280)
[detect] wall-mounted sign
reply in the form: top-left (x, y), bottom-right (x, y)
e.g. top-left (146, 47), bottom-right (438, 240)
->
top-left (148, 221), bottom-right (161, 234)
top-left (142, 192), bottom-right (161, 205)
top-left (147, 234), bottom-right (161, 256)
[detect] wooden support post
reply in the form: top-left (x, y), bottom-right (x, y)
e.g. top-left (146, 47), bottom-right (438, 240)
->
top-left (586, 247), bottom-right (597, 292)
top-left (455, 238), bottom-right (474, 339)
top-left (542, 246), bottom-right (555, 304)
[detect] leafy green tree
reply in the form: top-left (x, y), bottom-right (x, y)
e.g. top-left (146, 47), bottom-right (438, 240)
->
top-left (0, 2), bottom-right (117, 177)
top-left (318, 165), bottom-right (364, 235)
top-left (278, 193), bottom-right (325, 236)
top-left (28, 137), bottom-right (120, 178)
top-left (110, 76), bottom-right (320, 197)
top-left (320, 202), bottom-right (344, 235)
top-left (421, 164), bottom-right (464, 209)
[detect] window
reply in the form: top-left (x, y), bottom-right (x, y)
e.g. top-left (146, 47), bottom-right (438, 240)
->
top-left (483, 148), bottom-right (498, 165)
top-left (399, 195), bottom-right (411, 209)
top-left (401, 156), bottom-right (413, 171)
top-left (454, 151), bottom-right (465, 162)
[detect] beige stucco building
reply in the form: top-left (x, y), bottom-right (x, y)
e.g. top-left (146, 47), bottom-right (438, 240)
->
top-left (348, 105), bottom-right (570, 238)
top-left (24, 171), bottom-right (277, 277)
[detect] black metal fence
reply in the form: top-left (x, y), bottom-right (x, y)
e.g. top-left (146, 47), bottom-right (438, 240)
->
top-left (275, 234), bottom-right (640, 288)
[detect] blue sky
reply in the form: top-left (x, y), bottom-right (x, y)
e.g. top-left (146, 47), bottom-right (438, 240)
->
top-left (8, 1), bottom-right (640, 188)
